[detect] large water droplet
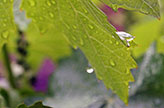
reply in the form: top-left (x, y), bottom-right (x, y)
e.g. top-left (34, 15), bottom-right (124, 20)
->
top-left (110, 60), bottom-right (115, 66)
top-left (2, 30), bottom-right (9, 39)
top-left (28, 0), bottom-right (36, 7)
top-left (86, 68), bottom-right (94, 74)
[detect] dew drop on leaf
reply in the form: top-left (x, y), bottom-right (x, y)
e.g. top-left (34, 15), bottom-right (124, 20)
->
top-left (116, 41), bottom-right (119, 45)
top-left (125, 82), bottom-right (128, 86)
top-left (73, 25), bottom-right (77, 29)
top-left (46, 1), bottom-right (52, 6)
top-left (1, 30), bottom-right (9, 39)
top-left (110, 60), bottom-right (116, 66)
top-left (49, 12), bottom-right (54, 18)
top-left (28, 0), bottom-right (36, 7)
top-left (88, 24), bottom-right (94, 29)
top-left (109, 40), bottom-right (113, 44)
top-left (51, 0), bottom-right (56, 5)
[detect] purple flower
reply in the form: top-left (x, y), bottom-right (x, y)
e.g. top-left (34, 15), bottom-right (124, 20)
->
top-left (33, 58), bottom-right (56, 93)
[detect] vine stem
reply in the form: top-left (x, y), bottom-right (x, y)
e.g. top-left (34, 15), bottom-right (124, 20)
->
top-left (2, 44), bottom-right (16, 89)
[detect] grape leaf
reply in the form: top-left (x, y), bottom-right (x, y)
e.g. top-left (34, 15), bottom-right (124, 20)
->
top-left (17, 101), bottom-right (51, 108)
top-left (99, 0), bottom-right (160, 18)
top-left (21, 0), bottom-right (139, 104)
top-left (0, 0), bottom-right (16, 49)
top-left (25, 23), bottom-right (72, 69)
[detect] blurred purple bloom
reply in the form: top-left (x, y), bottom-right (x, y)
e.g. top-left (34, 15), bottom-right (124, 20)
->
top-left (100, 4), bottom-right (125, 31)
top-left (33, 58), bottom-right (55, 93)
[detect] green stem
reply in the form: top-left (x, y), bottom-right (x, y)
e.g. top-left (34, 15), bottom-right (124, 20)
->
top-left (2, 44), bottom-right (16, 89)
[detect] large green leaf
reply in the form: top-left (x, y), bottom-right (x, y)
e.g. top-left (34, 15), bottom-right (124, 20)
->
top-left (100, 0), bottom-right (160, 18)
top-left (0, 0), bottom-right (16, 49)
top-left (20, 0), bottom-right (137, 104)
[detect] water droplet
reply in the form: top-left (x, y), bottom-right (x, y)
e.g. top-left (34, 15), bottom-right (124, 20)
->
top-left (83, 9), bottom-right (88, 14)
top-left (2, 30), bottom-right (9, 39)
top-left (80, 38), bottom-right (84, 46)
top-left (125, 82), bottom-right (128, 86)
top-left (46, 1), bottom-right (52, 6)
top-left (88, 25), bottom-right (94, 29)
top-left (73, 25), bottom-right (77, 29)
top-left (72, 45), bottom-right (78, 49)
top-left (110, 60), bottom-right (115, 66)
top-left (116, 41), bottom-right (119, 45)
top-left (109, 40), bottom-right (113, 44)
top-left (86, 68), bottom-right (94, 74)
top-left (49, 12), bottom-right (54, 18)
top-left (28, 0), bottom-right (36, 7)
top-left (51, 0), bottom-right (56, 5)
